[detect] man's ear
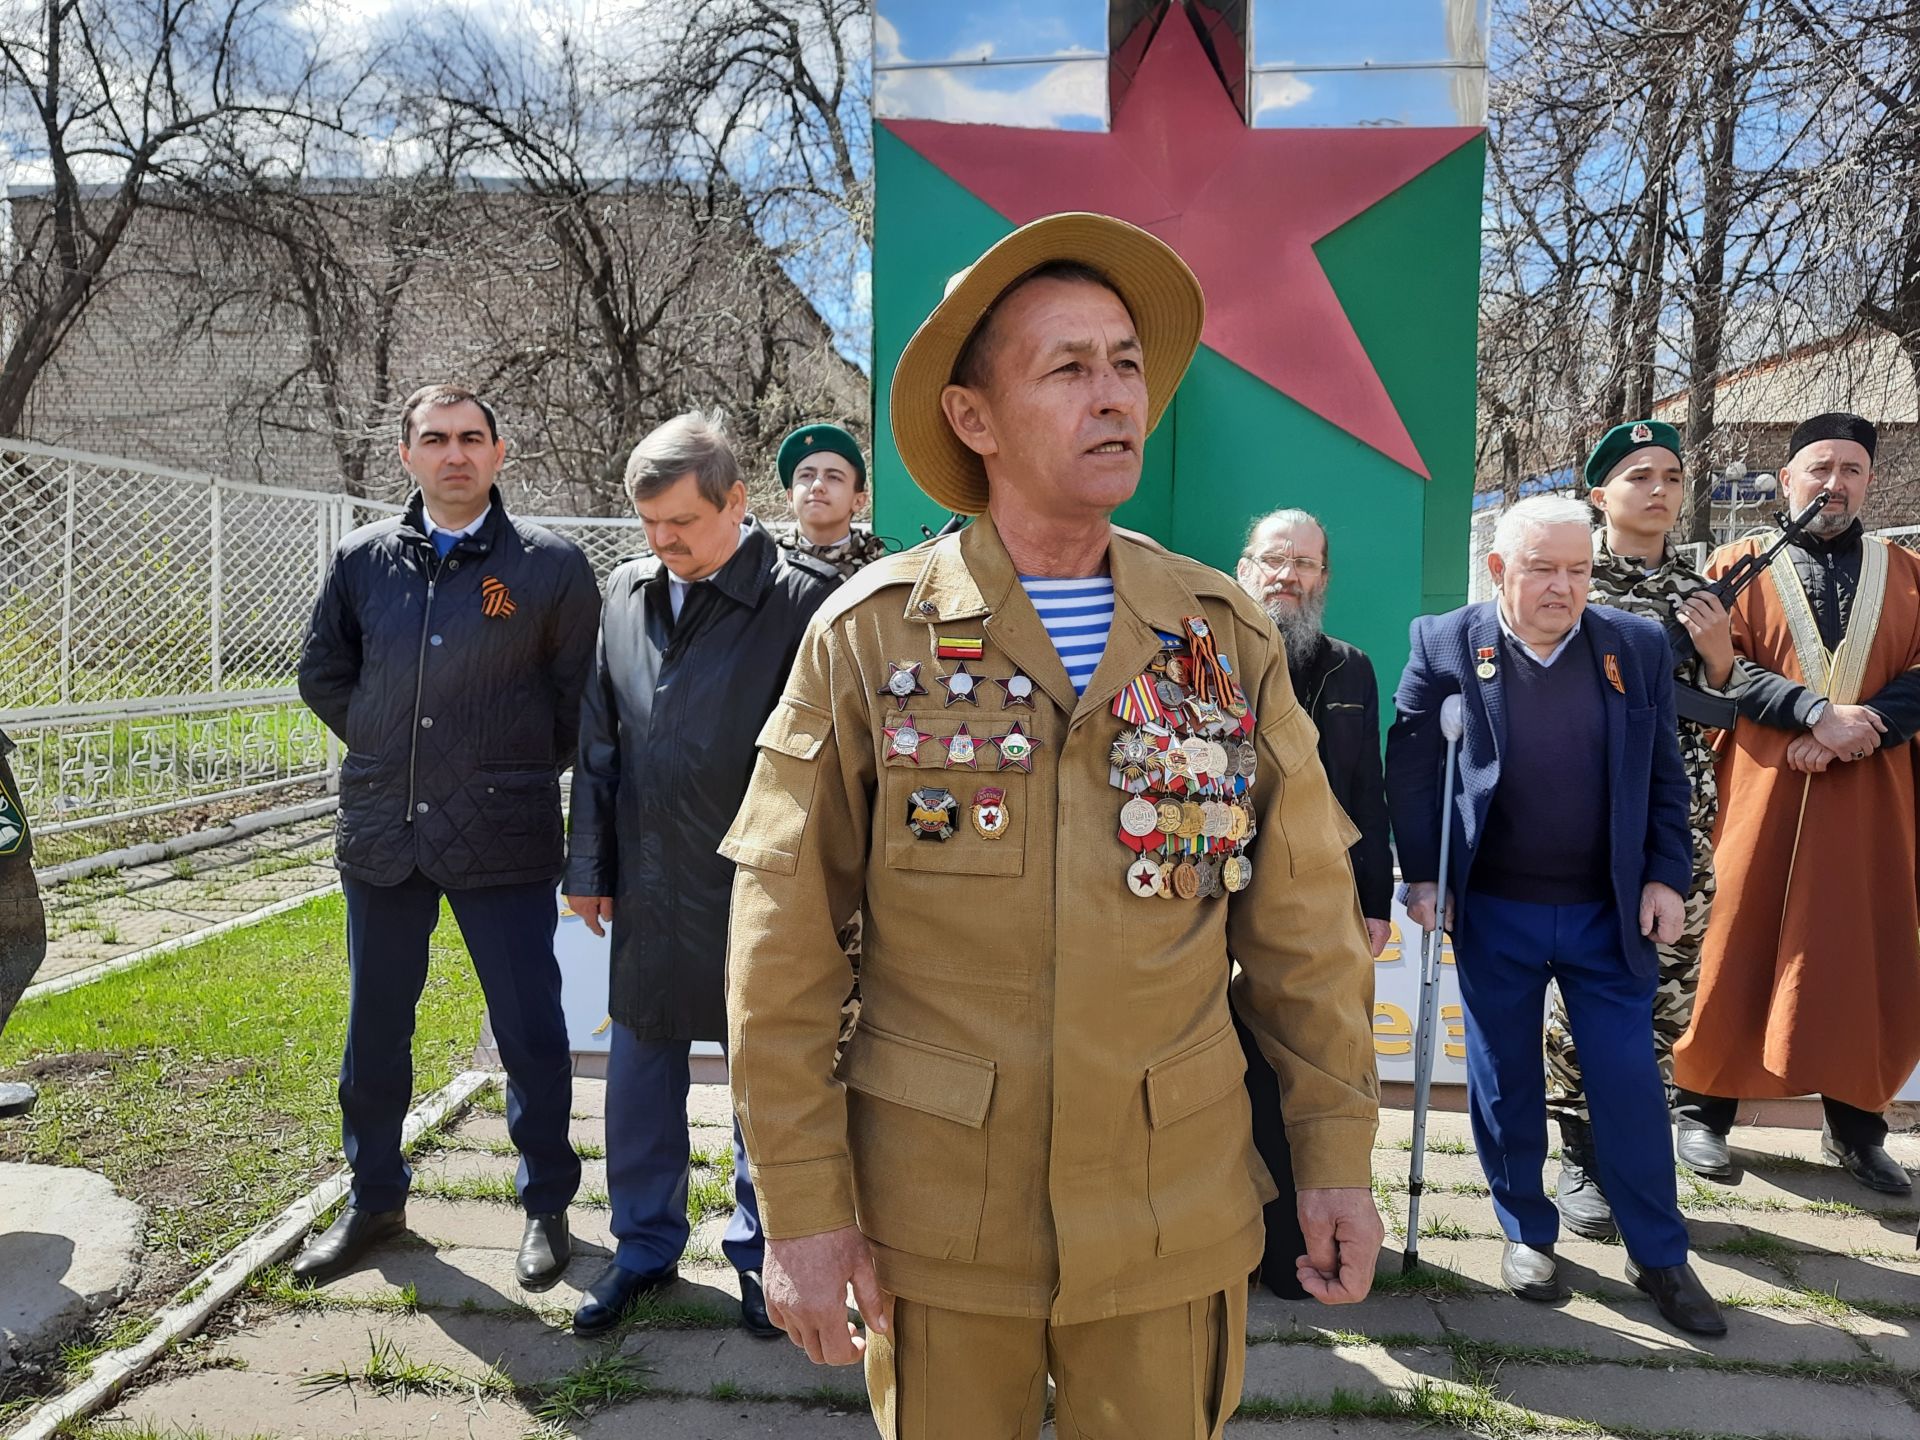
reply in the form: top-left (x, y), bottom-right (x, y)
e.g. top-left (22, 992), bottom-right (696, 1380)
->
top-left (1586, 485), bottom-right (1607, 517)
top-left (725, 480), bottom-right (749, 521)
top-left (1487, 551), bottom-right (1506, 589)
top-left (397, 441), bottom-right (414, 477)
top-left (940, 384), bottom-right (998, 460)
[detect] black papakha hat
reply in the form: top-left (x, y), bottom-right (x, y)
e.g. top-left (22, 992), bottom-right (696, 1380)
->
top-left (1788, 412), bottom-right (1877, 464)
top-left (1583, 419), bottom-right (1683, 491)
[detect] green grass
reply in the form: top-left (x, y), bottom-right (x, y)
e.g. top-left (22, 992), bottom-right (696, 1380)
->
top-left (529, 1354), bottom-right (655, 1423)
top-left (0, 893), bottom-right (486, 1292)
top-left (300, 1332), bottom-right (513, 1401)
top-left (1370, 1260), bottom-right (1478, 1298)
top-left (58, 1315), bottom-right (159, 1378)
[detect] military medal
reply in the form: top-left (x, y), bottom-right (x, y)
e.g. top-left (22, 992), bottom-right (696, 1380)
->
top-left (1201, 801), bottom-right (1231, 839)
top-left (994, 722), bottom-right (1039, 773)
top-left (1120, 796), bottom-right (1160, 841)
top-left (1195, 857), bottom-right (1223, 899)
top-left (907, 787), bottom-right (958, 841)
top-left (996, 672), bottom-right (1037, 709)
top-left (884, 720), bottom-right (923, 764)
top-left (1126, 854), bottom-right (1164, 898)
top-left (943, 724), bottom-right (978, 768)
top-left (938, 662), bottom-right (981, 706)
top-left (1223, 854), bottom-right (1252, 892)
top-left (1155, 798), bottom-right (1184, 835)
top-left (1172, 861), bottom-right (1201, 899)
top-left (1475, 646), bottom-right (1496, 681)
top-left (971, 785), bottom-right (1010, 839)
top-left (1176, 800), bottom-right (1206, 841)
top-left (882, 661), bottom-right (927, 709)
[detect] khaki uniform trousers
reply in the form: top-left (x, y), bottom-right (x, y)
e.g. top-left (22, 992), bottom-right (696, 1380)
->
top-left (864, 1282), bottom-right (1248, 1440)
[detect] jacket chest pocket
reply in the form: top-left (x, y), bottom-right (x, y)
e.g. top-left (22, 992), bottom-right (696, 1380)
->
top-left (878, 711), bottom-right (1027, 877)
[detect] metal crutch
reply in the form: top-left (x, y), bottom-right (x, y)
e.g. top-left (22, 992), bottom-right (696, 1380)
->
top-left (1404, 692), bottom-right (1465, 1273)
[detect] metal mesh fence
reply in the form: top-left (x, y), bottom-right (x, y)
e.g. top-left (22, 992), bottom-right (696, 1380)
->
top-left (1, 441), bottom-right (666, 839)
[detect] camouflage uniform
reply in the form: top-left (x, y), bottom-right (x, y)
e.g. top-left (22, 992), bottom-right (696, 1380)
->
top-left (774, 526), bottom-right (890, 1052)
top-left (1544, 531), bottom-right (1728, 1125)
top-left (776, 525), bottom-right (890, 581)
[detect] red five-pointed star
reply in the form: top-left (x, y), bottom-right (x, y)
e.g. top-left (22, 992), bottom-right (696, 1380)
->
top-left (882, 15), bottom-right (1480, 478)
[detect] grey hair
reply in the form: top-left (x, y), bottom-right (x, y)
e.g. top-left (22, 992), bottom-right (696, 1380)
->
top-left (1242, 508), bottom-right (1330, 570)
top-left (625, 409), bottom-right (741, 507)
top-left (1492, 495), bottom-right (1592, 563)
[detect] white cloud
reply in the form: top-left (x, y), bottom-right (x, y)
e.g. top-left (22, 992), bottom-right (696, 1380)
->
top-left (1252, 72), bottom-right (1316, 118)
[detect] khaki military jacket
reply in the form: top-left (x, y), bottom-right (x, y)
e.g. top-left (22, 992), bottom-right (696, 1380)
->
top-left (723, 511), bottom-right (1378, 1324)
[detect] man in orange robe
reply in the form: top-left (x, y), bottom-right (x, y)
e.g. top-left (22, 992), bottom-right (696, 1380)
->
top-left (1672, 413), bottom-right (1920, 1196)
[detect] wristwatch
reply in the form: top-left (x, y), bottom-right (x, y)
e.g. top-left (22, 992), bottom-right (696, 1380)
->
top-left (1805, 697), bottom-right (1830, 728)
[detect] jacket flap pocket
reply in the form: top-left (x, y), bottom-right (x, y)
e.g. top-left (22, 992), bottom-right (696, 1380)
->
top-left (838, 1025), bottom-right (995, 1128)
top-left (1265, 705), bottom-right (1321, 776)
top-left (756, 697), bottom-right (831, 761)
top-left (1145, 1024), bottom-right (1247, 1128)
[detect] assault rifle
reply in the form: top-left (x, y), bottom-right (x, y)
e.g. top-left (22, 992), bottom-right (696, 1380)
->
top-left (1666, 488), bottom-right (1833, 730)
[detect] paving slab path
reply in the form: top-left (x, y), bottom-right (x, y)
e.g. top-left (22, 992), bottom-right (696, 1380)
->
top-left (31, 815), bottom-right (339, 988)
top-left (78, 1084), bottom-right (1920, 1440)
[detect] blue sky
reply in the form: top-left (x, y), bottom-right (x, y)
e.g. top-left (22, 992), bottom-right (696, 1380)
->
top-left (874, 0), bottom-right (1487, 131)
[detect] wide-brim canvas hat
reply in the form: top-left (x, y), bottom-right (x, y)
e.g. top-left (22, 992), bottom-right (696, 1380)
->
top-left (889, 213), bottom-right (1205, 516)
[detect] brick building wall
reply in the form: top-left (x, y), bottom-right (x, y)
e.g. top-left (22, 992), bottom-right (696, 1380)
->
top-left (9, 184), bottom-right (867, 514)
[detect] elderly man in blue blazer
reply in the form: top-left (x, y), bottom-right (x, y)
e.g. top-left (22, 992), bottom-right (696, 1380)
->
top-left (1386, 494), bottom-right (1723, 1336)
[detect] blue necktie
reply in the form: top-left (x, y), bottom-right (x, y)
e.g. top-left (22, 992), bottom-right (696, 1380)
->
top-left (432, 530), bottom-right (457, 557)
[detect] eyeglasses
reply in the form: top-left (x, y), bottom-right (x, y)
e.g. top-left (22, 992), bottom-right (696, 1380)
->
top-left (1246, 551), bottom-right (1325, 577)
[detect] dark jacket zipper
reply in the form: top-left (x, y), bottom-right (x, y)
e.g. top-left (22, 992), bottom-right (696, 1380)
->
top-left (405, 548), bottom-right (441, 823)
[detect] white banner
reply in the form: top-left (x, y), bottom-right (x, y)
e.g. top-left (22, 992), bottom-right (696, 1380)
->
top-left (1370, 894), bottom-right (1920, 1101)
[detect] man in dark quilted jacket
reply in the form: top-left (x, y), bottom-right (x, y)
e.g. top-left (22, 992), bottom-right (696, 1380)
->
top-left (295, 383), bottom-right (601, 1291)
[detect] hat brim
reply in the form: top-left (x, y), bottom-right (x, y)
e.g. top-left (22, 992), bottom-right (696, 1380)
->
top-left (888, 213), bottom-right (1205, 517)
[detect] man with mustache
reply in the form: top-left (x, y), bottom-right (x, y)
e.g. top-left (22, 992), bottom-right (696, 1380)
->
top-left (295, 384), bottom-right (601, 1290)
top-left (1672, 413), bottom-right (1920, 1196)
top-left (1233, 508), bottom-right (1391, 1299)
top-left (1544, 421), bottom-right (1737, 1242)
top-left (564, 411), bottom-right (841, 1336)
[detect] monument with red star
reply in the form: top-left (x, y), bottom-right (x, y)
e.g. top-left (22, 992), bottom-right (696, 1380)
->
top-left (872, 1), bottom-right (1486, 688)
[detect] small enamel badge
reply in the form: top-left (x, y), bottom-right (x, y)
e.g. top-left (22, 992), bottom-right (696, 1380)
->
top-left (995, 672), bottom-right (1037, 709)
top-left (971, 785), bottom-right (1010, 839)
top-left (943, 724), bottom-right (978, 768)
top-left (881, 661), bottom-right (927, 709)
top-left (1604, 653), bottom-right (1626, 694)
top-left (883, 720), bottom-right (924, 765)
top-left (1631, 421), bottom-right (1653, 443)
top-left (937, 662), bottom-right (980, 707)
top-left (1475, 645), bottom-right (1496, 681)
top-left (907, 787), bottom-right (958, 841)
top-left (994, 722), bottom-right (1040, 773)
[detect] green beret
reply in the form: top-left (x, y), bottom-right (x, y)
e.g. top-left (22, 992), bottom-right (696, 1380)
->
top-left (1583, 420), bottom-right (1683, 490)
top-left (778, 424), bottom-right (866, 489)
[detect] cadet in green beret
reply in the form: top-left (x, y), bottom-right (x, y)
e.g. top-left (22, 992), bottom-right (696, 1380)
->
top-left (1544, 419), bottom-right (1735, 1244)
top-left (777, 423), bottom-right (887, 579)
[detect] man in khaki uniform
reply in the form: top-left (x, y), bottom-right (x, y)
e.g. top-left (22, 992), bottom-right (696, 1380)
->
top-left (723, 213), bottom-right (1383, 1438)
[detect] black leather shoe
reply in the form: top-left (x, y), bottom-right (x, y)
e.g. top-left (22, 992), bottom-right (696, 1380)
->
top-left (739, 1270), bottom-right (780, 1339)
top-left (1628, 1259), bottom-right (1727, 1336)
top-left (1675, 1123), bottom-right (1733, 1181)
top-left (0, 1080), bottom-right (36, 1118)
top-left (289, 1206), bottom-right (406, 1285)
top-left (1555, 1157), bottom-right (1617, 1242)
top-left (517, 1211), bottom-right (572, 1291)
top-left (572, 1260), bottom-right (677, 1337)
top-left (1822, 1133), bottom-right (1914, 1195)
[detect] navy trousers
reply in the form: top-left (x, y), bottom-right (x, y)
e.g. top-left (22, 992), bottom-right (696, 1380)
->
top-left (1453, 892), bottom-right (1689, 1268)
top-left (340, 871), bottom-right (580, 1214)
top-left (606, 1022), bottom-right (763, 1277)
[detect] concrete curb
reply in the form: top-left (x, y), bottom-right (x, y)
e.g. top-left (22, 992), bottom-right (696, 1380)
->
top-left (2, 1070), bottom-right (496, 1440)
top-left (23, 885), bottom-right (342, 1002)
top-left (35, 796), bottom-right (339, 889)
